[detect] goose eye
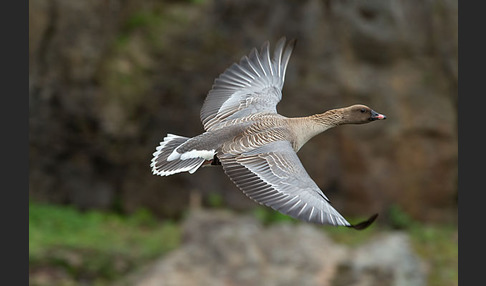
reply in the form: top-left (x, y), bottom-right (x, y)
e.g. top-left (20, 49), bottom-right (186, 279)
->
top-left (360, 108), bottom-right (366, 113)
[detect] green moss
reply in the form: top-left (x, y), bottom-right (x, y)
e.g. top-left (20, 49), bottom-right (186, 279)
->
top-left (409, 224), bottom-right (458, 286)
top-left (124, 12), bottom-right (157, 32)
top-left (29, 202), bottom-right (181, 285)
top-left (206, 192), bottom-right (224, 208)
top-left (252, 206), bottom-right (299, 225)
top-left (387, 204), bottom-right (417, 229)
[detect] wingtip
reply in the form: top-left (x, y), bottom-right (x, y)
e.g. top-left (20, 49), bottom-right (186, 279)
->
top-left (288, 38), bottom-right (297, 49)
top-left (275, 36), bottom-right (287, 46)
top-left (275, 37), bottom-right (297, 52)
top-left (260, 40), bottom-right (270, 50)
top-left (347, 213), bottom-right (379, 230)
top-left (249, 47), bottom-right (259, 57)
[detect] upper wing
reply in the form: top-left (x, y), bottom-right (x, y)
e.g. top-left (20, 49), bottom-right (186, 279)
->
top-left (219, 141), bottom-right (377, 229)
top-left (200, 37), bottom-right (296, 131)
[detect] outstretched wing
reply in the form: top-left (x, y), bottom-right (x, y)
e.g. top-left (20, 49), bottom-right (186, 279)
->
top-left (219, 141), bottom-right (377, 229)
top-left (200, 37), bottom-right (296, 131)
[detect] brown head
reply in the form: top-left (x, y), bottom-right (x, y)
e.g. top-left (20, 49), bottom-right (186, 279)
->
top-left (339, 104), bottom-right (387, 125)
top-left (297, 104), bottom-right (386, 150)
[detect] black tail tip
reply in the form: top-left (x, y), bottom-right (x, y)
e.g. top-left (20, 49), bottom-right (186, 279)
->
top-left (347, 213), bottom-right (379, 230)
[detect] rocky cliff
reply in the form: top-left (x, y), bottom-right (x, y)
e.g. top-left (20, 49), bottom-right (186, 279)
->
top-left (124, 210), bottom-right (426, 286)
top-left (29, 0), bottom-right (457, 223)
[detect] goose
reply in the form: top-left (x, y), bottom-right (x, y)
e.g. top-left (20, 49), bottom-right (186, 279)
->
top-left (151, 38), bottom-right (386, 229)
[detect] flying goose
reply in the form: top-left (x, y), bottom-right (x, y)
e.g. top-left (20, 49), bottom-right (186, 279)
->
top-left (151, 38), bottom-right (386, 229)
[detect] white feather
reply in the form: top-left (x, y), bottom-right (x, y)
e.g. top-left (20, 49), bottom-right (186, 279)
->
top-left (167, 149), bottom-right (181, 161)
top-left (180, 149), bottom-right (215, 161)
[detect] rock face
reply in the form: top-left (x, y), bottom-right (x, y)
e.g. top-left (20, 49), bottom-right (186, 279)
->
top-left (128, 210), bottom-right (425, 286)
top-left (333, 234), bottom-right (426, 286)
top-left (29, 0), bottom-right (457, 222)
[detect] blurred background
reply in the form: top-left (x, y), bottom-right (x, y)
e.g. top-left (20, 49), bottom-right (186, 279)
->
top-left (29, 0), bottom-right (457, 285)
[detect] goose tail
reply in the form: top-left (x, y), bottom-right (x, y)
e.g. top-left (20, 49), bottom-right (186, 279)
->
top-left (151, 134), bottom-right (207, 176)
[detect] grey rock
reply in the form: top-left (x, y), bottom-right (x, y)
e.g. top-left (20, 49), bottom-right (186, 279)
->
top-left (333, 233), bottom-right (425, 286)
top-left (127, 210), bottom-right (425, 286)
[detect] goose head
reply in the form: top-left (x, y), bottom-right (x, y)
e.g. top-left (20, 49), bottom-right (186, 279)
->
top-left (340, 104), bottom-right (386, 125)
